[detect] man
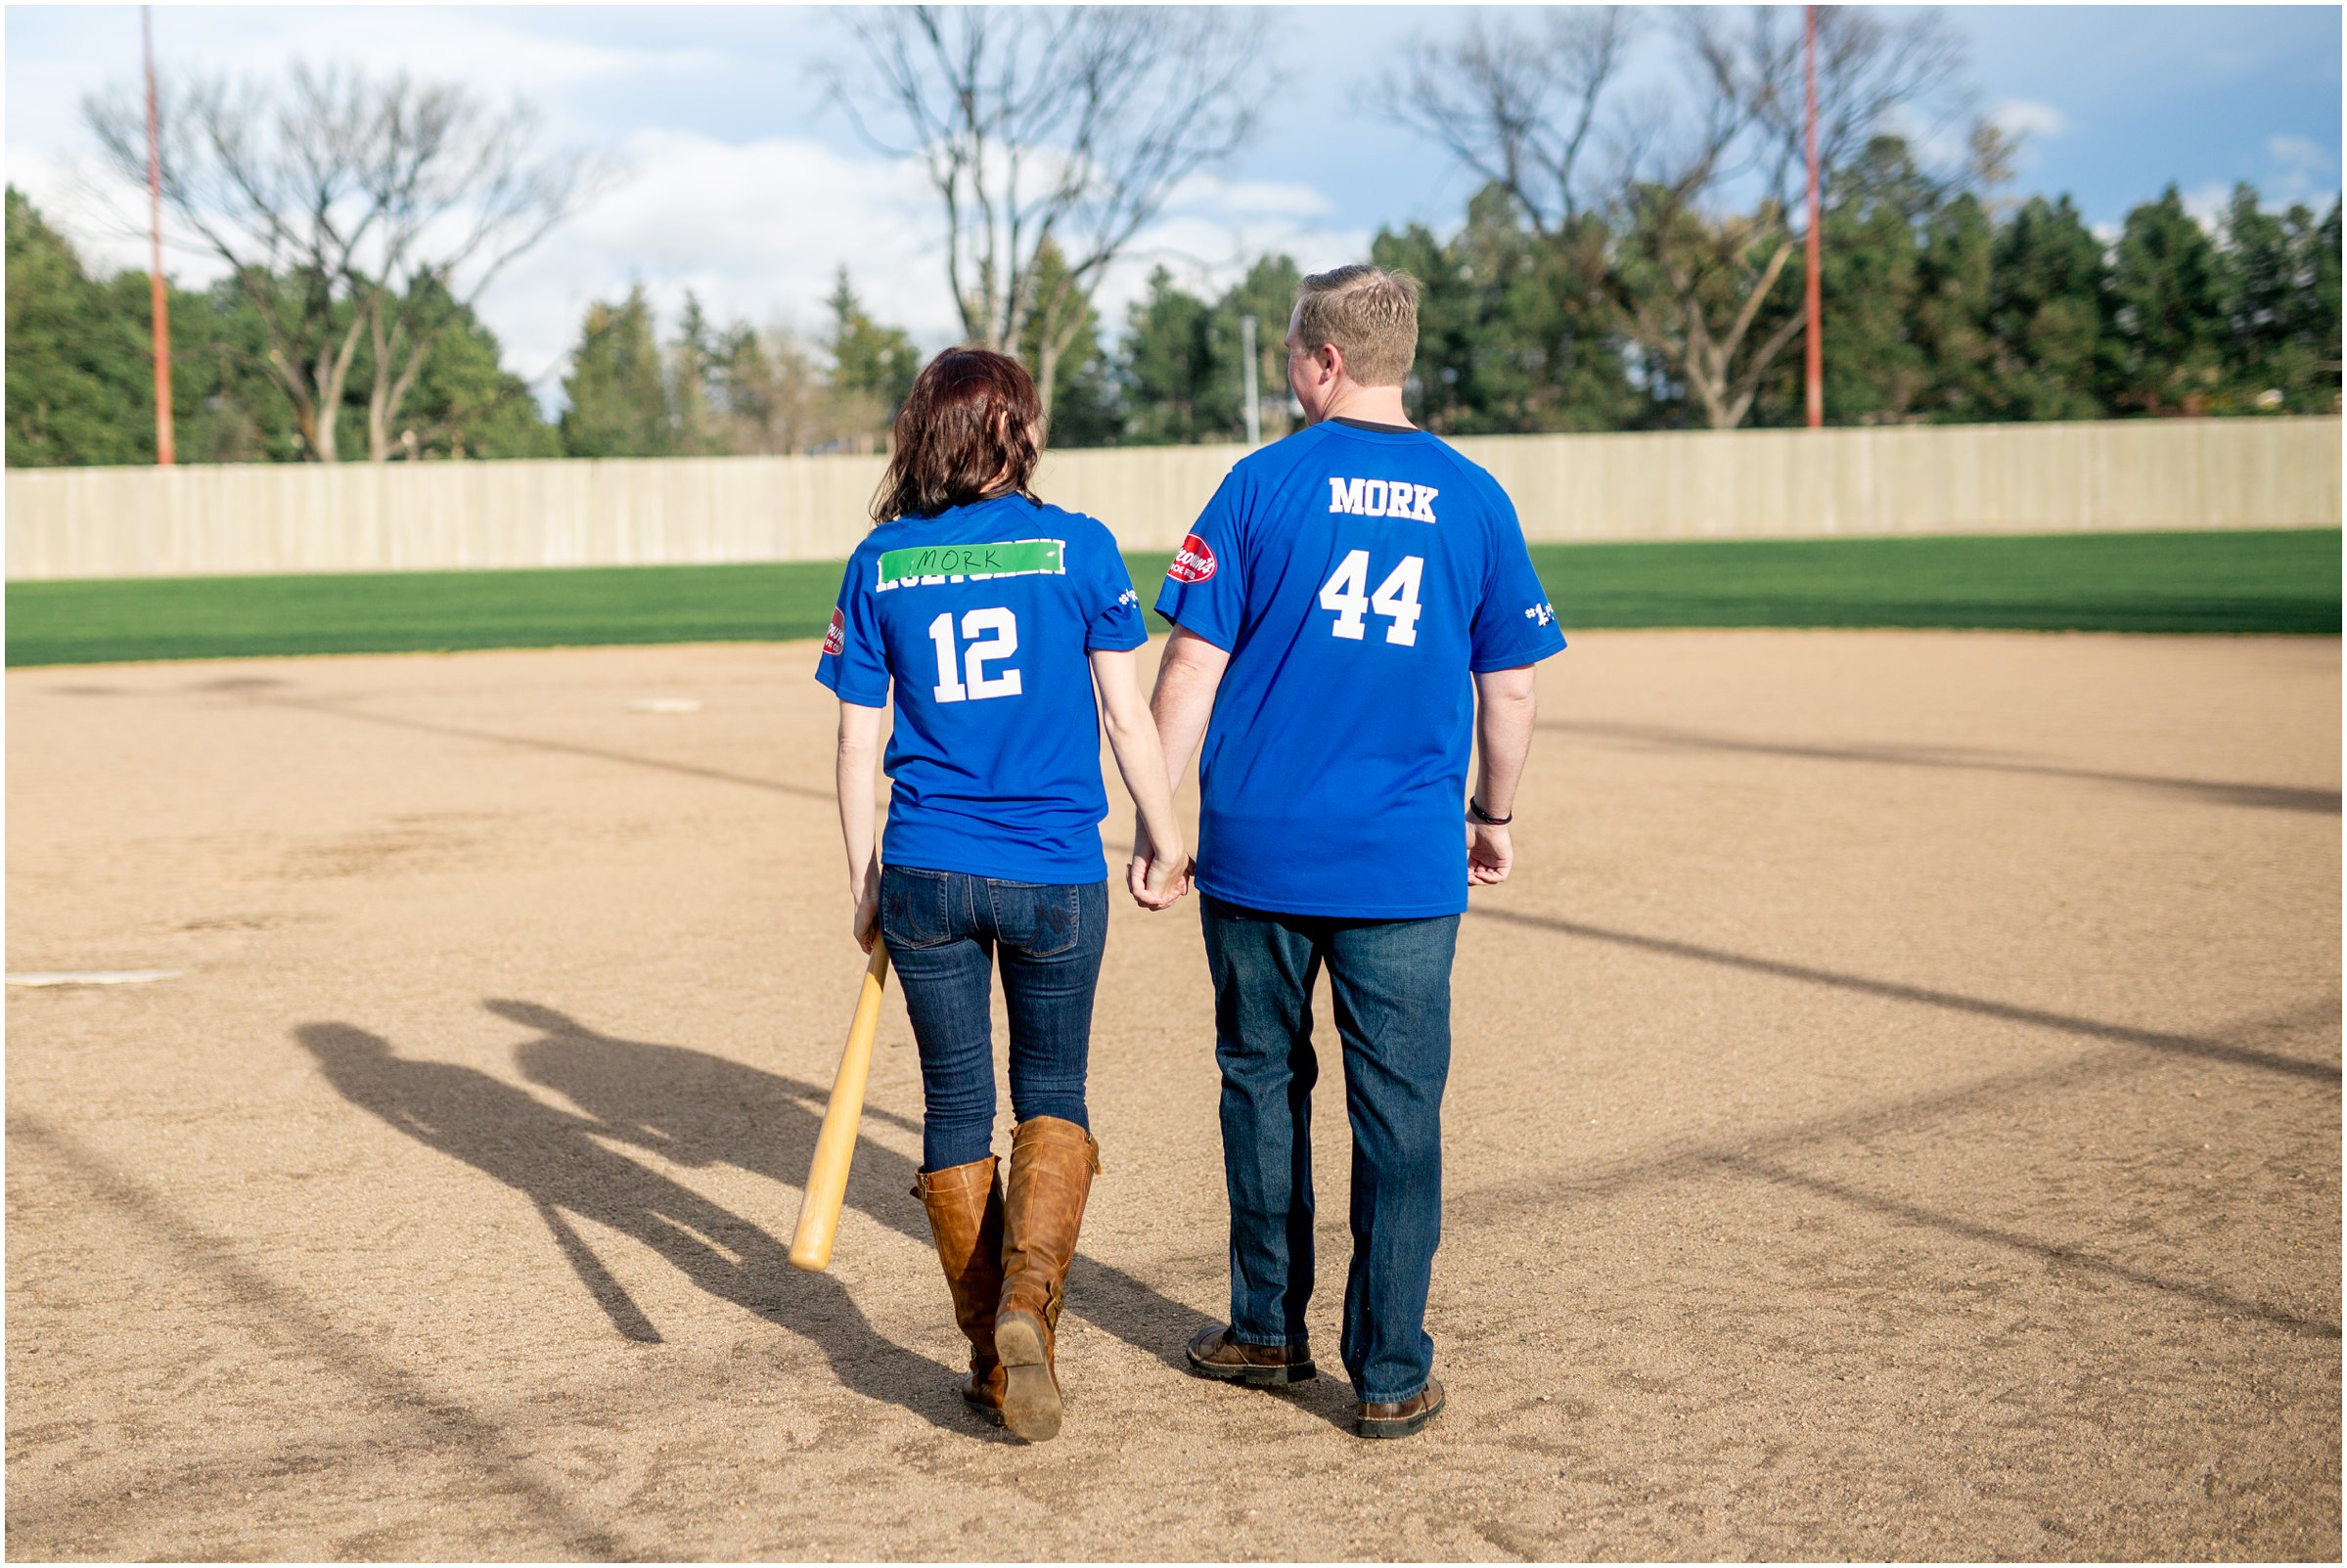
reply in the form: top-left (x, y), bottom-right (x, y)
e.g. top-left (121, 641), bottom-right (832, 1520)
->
top-left (1142, 264), bottom-right (1565, 1439)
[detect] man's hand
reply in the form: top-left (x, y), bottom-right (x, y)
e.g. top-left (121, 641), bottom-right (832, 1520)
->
top-left (1467, 820), bottom-right (1513, 885)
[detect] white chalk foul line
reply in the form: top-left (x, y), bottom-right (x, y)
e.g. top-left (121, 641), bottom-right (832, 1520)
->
top-left (7, 970), bottom-right (181, 987)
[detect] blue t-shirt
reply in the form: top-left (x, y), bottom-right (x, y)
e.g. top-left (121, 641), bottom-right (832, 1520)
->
top-left (817, 494), bottom-right (1146, 884)
top-left (1154, 422), bottom-right (1566, 918)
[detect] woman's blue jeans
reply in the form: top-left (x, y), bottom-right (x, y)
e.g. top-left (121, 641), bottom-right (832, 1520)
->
top-left (879, 865), bottom-right (1107, 1174)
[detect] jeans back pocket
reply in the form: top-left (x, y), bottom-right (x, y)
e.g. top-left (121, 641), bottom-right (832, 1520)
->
top-left (880, 867), bottom-right (959, 951)
top-left (986, 879), bottom-right (1087, 959)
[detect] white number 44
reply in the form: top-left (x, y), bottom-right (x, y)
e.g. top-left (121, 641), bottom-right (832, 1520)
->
top-left (1319, 550), bottom-right (1423, 646)
top-left (927, 607), bottom-right (1022, 701)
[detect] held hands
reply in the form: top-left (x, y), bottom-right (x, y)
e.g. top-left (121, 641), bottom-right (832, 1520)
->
top-left (1128, 816), bottom-right (1195, 912)
top-left (1467, 820), bottom-right (1513, 885)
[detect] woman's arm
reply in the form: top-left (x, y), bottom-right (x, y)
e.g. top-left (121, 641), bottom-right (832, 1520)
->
top-left (835, 697), bottom-right (886, 950)
top-left (1091, 647), bottom-right (1190, 910)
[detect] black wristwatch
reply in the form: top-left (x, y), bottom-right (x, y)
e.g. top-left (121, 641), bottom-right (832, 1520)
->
top-left (1467, 797), bottom-right (1512, 826)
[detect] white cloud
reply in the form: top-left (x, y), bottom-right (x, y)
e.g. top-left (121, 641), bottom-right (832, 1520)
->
top-left (2179, 181), bottom-right (2233, 232)
top-left (481, 134), bottom-right (1373, 401)
top-left (2261, 133), bottom-right (2341, 210)
top-left (1990, 99), bottom-right (2067, 143)
top-left (2268, 134), bottom-right (2337, 174)
top-left (0, 5), bottom-right (1393, 412)
top-left (476, 129), bottom-right (950, 390)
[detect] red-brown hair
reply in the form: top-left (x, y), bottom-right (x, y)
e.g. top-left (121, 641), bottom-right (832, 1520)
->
top-left (871, 348), bottom-right (1044, 523)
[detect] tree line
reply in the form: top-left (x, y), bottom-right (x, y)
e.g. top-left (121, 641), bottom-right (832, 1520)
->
top-left (11, 159), bottom-right (2337, 470)
top-left (5, 6), bottom-right (2339, 468)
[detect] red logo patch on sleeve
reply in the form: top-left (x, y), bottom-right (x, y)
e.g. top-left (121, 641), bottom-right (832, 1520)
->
top-left (1167, 533), bottom-right (1217, 584)
top-left (822, 607), bottom-right (845, 656)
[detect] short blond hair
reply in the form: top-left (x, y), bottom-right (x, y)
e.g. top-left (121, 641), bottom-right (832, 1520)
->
top-left (1293, 264), bottom-right (1420, 388)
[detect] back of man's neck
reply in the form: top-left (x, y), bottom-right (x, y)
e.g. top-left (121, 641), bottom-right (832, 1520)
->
top-left (1319, 384), bottom-right (1413, 429)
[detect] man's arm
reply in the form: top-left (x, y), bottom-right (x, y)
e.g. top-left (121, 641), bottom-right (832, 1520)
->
top-left (1130, 627), bottom-right (1231, 900)
top-left (1467, 664), bottom-right (1537, 885)
top-left (1149, 626), bottom-right (1231, 791)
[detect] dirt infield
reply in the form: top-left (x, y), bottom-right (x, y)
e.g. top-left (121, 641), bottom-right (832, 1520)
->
top-left (7, 630), bottom-right (2339, 1561)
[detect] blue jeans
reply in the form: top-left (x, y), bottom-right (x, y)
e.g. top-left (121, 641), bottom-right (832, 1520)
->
top-left (1200, 894), bottom-right (1458, 1406)
top-left (880, 865), bottom-right (1107, 1173)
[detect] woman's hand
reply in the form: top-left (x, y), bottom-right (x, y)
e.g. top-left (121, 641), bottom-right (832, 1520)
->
top-left (850, 860), bottom-right (880, 952)
top-left (1128, 815), bottom-right (1192, 911)
top-left (836, 700), bottom-right (885, 950)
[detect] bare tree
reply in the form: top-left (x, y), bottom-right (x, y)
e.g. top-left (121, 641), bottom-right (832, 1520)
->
top-left (835, 5), bottom-right (1265, 421)
top-left (1395, 5), bottom-right (1986, 429)
top-left (87, 65), bottom-right (593, 461)
top-left (1389, 7), bottom-right (1639, 238)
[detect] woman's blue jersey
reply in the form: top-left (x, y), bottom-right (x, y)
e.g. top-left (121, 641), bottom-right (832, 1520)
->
top-left (817, 494), bottom-right (1147, 884)
top-left (1154, 422), bottom-right (1567, 918)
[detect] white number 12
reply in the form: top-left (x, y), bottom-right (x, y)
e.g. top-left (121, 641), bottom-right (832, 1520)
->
top-left (1319, 551), bottom-right (1423, 647)
top-left (927, 607), bottom-right (1022, 702)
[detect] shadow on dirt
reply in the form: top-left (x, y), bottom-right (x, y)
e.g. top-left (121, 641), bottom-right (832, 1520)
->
top-left (1467, 906), bottom-right (2341, 1084)
top-left (295, 1002), bottom-right (1208, 1430)
top-left (224, 677), bottom-right (835, 804)
top-left (1545, 717), bottom-right (2342, 816)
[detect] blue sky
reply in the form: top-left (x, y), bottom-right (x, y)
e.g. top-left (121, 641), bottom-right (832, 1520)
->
top-left (8, 5), bottom-right (2339, 396)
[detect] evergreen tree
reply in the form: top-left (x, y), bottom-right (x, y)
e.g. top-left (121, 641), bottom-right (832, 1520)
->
top-left (560, 288), bottom-right (672, 458)
top-left (1120, 267), bottom-right (1224, 444)
top-left (1211, 253), bottom-right (1305, 443)
top-left (1984, 195), bottom-right (2108, 421)
top-left (1911, 194), bottom-right (2000, 422)
top-left (1780, 139), bottom-right (1932, 426)
top-left (2107, 186), bottom-right (2232, 415)
top-left (665, 292), bottom-right (725, 455)
top-left (1014, 243), bottom-right (1121, 447)
top-left (825, 269), bottom-right (921, 426)
top-left (2224, 188), bottom-right (2344, 413)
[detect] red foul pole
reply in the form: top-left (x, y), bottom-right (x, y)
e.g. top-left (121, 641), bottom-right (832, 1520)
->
top-left (1802, 3), bottom-right (1823, 429)
top-left (144, 6), bottom-right (174, 466)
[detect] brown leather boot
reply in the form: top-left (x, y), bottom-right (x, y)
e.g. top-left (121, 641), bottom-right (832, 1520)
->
top-left (912, 1156), bottom-right (1008, 1425)
top-left (992, 1116), bottom-right (1101, 1442)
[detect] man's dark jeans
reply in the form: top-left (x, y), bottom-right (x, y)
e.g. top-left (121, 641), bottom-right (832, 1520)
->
top-left (880, 865), bottom-right (1107, 1173)
top-left (1199, 893), bottom-right (1458, 1405)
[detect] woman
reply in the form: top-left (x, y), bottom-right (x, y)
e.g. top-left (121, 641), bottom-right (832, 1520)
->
top-left (817, 348), bottom-right (1189, 1442)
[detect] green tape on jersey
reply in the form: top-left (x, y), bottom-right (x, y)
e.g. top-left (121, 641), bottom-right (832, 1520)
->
top-left (877, 538), bottom-right (1063, 587)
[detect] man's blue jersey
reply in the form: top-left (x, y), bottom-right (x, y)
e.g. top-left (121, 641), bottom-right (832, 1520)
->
top-left (1154, 422), bottom-right (1566, 918)
top-left (817, 494), bottom-right (1147, 884)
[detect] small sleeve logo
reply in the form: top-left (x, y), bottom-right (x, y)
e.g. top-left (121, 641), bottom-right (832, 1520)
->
top-left (1167, 533), bottom-right (1217, 584)
top-left (822, 607), bottom-right (845, 655)
top-left (1523, 602), bottom-right (1556, 627)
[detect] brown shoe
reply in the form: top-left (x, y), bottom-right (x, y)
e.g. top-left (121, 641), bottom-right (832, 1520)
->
top-left (993, 1116), bottom-right (1100, 1442)
top-left (912, 1156), bottom-right (1008, 1425)
top-left (1356, 1375), bottom-right (1445, 1439)
top-left (1184, 1324), bottom-right (1317, 1386)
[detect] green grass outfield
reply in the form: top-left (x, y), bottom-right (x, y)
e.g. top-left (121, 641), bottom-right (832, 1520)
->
top-left (7, 528), bottom-right (2338, 667)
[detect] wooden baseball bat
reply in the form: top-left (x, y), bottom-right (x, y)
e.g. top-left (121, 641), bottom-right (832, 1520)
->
top-left (789, 940), bottom-right (891, 1273)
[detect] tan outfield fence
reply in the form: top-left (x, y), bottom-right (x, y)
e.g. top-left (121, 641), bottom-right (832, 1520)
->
top-left (5, 416), bottom-right (2338, 580)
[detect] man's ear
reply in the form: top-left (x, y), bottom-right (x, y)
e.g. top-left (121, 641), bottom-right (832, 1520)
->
top-left (1317, 341), bottom-right (1345, 384)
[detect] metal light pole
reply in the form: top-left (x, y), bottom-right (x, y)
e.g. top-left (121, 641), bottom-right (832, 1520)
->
top-left (144, 6), bottom-right (174, 465)
top-left (1241, 314), bottom-right (1261, 446)
top-left (1803, 2), bottom-right (1823, 430)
